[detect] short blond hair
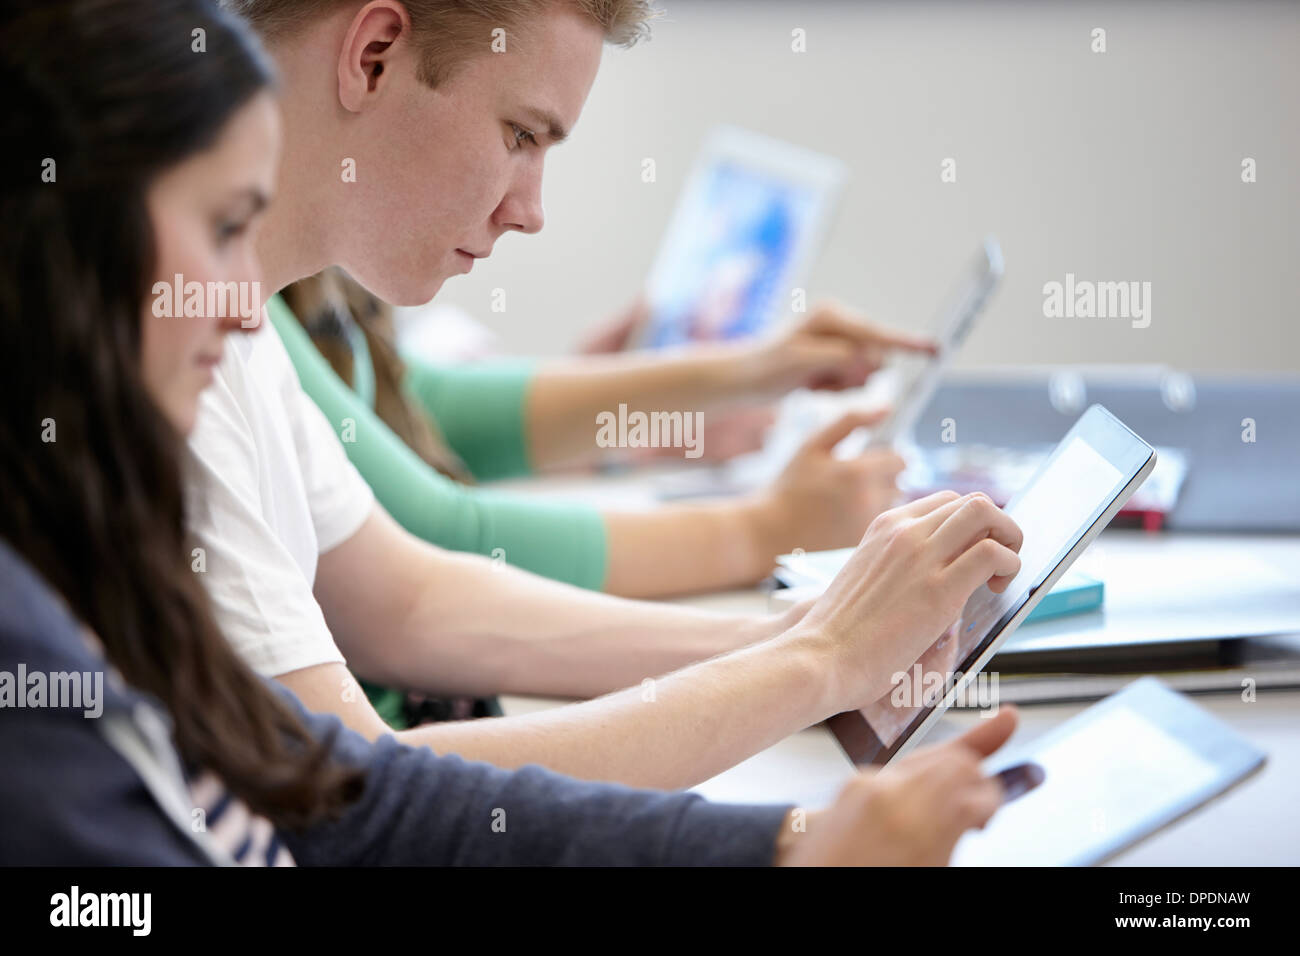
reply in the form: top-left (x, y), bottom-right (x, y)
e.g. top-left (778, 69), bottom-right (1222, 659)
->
top-left (226, 0), bottom-right (658, 85)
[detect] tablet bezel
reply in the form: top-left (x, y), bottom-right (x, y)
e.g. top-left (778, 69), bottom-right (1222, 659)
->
top-left (639, 125), bottom-right (847, 349)
top-left (829, 404), bottom-right (1157, 766)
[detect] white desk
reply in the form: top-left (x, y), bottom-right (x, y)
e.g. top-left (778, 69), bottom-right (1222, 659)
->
top-left (494, 470), bottom-right (1300, 865)
top-left (502, 688), bottom-right (1299, 865)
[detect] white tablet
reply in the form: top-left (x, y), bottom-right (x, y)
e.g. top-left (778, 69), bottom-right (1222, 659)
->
top-left (952, 677), bottom-right (1267, 866)
top-left (639, 126), bottom-right (846, 349)
top-left (828, 404), bottom-right (1156, 765)
top-left (867, 235), bottom-right (1003, 448)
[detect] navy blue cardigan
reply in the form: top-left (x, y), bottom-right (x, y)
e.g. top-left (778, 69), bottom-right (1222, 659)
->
top-left (0, 540), bottom-right (788, 865)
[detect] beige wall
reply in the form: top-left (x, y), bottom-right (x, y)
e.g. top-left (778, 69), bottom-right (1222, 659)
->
top-left (425, 0), bottom-right (1299, 373)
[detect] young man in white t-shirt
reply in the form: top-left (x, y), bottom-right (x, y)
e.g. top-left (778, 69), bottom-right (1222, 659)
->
top-left (190, 0), bottom-right (1024, 792)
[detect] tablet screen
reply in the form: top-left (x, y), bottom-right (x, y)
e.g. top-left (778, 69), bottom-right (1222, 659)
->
top-left (836, 407), bottom-right (1154, 763)
top-left (644, 160), bottom-right (823, 348)
top-left (952, 703), bottom-right (1221, 866)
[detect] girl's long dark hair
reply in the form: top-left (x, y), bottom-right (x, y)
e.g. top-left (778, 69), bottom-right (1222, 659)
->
top-left (0, 0), bottom-right (362, 827)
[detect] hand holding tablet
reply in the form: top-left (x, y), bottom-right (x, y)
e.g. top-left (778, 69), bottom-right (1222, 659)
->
top-left (797, 487), bottom-right (1025, 710)
top-left (811, 405), bottom-right (1156, 762)
top-left (953, 678), bottom-right (1266, 866)
top-left (746, 302), bottom-right (939, 398)
top-left (779, 706), bottom-right (1031, 866)
top-left (782, 406), bottom-right (1264, 866)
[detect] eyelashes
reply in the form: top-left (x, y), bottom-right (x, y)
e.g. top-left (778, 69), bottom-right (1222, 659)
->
top-left (215, 220), bottom-right (248, 245)
top-left (509, 122), bottom-right (537, 149)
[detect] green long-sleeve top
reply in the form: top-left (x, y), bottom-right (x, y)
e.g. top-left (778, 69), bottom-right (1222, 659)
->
top-left (268, 295), bottom-right (610, 589)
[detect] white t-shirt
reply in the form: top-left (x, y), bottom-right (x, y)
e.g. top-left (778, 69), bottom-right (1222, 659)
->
top-left (184, 314), bottom-right (374, 678)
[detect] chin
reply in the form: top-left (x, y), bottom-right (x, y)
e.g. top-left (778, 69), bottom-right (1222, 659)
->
top-left (168, 402), bottom-right (199, 437)
top-left (396, 275), bottom-right (447, 307)
top-left (348, 265), bottom-right (448, 308)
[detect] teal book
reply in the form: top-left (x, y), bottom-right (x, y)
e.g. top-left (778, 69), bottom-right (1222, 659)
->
top-left (1025, 570), bottom-right (1104, 623)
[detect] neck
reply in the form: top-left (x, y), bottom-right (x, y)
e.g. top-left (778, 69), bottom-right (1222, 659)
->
top-left (257, 194), bottom-right (332, 298)
top-left (257, 24), bottom-right (350, 297)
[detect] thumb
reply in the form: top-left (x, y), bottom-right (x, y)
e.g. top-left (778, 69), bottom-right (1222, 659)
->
top-left (803, 407), bottom-right (892, 452)
top-left (950, 704), bottom-right (1019, 759)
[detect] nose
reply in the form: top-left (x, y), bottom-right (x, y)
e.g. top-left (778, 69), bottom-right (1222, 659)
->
top-left (220, 257), bottom-right (266, 334)
top-left (219, 311), bottom-right (259, 335)
top-left (495, 162), bottom-right (545, 235)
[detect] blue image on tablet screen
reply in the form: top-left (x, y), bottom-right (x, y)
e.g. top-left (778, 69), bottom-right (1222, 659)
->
top-left (646, 161), bottom-right (818, 348)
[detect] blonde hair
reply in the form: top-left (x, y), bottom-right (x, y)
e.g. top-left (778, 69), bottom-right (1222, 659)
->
top-left (226, 0), bottom-right (658, 85)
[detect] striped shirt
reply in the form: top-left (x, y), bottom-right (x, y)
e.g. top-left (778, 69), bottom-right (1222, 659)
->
top-left (188, 771), bottom-right (295, 867)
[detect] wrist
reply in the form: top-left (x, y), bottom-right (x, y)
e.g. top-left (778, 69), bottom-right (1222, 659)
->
top-left (703, 339), bottom-right (768, 396)
top-left (733, 604), bottom-right (790, 649)
top-left (772, 807), bottom-right (826, 866)
top-left (736, 337), bottom-right (792, 396)
top-left (773, 808), bottom-right (802, 866)
top-left (766, 620), bottom-right (843, 722)
top-left (735, 492), bottom-right (789, 582)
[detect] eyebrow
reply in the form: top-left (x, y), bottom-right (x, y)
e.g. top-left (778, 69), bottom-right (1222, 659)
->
top-left (520, 106), bottom-right (569, 144)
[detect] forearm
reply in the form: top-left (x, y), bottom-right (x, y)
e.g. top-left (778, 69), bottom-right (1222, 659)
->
top-left (526, 345), bottom-right (756, 470)
top-left (602, 495), bottom-right (782, 598)
top-left (395, 628), bottom-right (836, 790)
top-left (318, 510), bottom-right (785, 702)
top-left (361, 547), bottom-right (774, 700)
top-left (289, 697), bottom-right (789, 866)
